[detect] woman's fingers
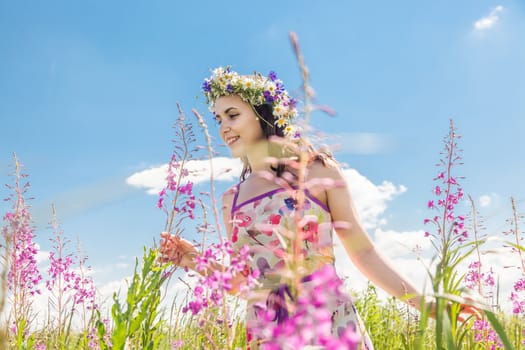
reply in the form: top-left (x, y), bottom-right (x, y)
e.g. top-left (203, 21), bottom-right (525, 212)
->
top-left (158, 233), bottom-right (198, 268)
top-left (459, 303), bottom-right (483, 320)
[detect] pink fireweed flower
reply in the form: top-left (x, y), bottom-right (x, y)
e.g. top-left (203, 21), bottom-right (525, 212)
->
top-left (3, 208), bottom-right (43, 296)
top-left (157, 110), bottom-right (201, 233)
top-left (2, 157), bottom-right (43, 338)
top-left (510, 290), bottom-right (525, 316)
top-left (464, 261), bottom-right (495, 292)
top-left (88, 318), bottom-right (112, 349)
top-left (424, 121), bottom-right (467, 241)
top-left (472, 319), bottom-right (503, 348)
top-left (250, 265), bottom-right (361, 349)
top-left (434, 172), bottom-right (445, 180)
top-left (182, 242), bottom-right (260, 316)
top-left (514, 278), bottom-right (525, 292)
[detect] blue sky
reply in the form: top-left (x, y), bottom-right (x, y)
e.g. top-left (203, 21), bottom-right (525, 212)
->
top-left (1, 1), bottom-right (524, 311)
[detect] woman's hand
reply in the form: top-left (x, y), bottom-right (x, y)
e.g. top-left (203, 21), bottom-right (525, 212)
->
top-left (457, 297), bottom-right (483, 322)
top-left (159, 232), bottom-right (199, 269)
top-left (426, 297), bottom-right (483, 322)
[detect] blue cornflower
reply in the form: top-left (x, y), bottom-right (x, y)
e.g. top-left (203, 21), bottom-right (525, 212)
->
top-left (275, 81), bottom-right (284, 94)
top-left (264, 90), bottom-right (275, 103)
top-left (268, 71), bottom-right (277, 81)
top-left (202, 80), bottom-right (212, 92)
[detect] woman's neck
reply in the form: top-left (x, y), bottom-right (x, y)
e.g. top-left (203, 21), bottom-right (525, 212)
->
top-left (245, 140), bottom-right (274, 173)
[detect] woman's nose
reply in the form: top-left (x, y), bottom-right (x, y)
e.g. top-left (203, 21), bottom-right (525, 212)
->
top-left (220, 121), bottom-right (231, 135)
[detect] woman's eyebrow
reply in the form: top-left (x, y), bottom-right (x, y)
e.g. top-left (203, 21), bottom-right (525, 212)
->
top-left (224, 107), bottom-right (238, 113)
top-left (217, 106), bottom-right (239, 117)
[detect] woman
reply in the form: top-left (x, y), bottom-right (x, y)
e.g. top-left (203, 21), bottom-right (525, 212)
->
top-left (159, 67), bottom-right (470, 349)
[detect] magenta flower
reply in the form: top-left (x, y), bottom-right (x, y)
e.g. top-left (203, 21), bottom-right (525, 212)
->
top-left (249, 265), bottom-right (361, 349)
top-left (182, 242), bottom-right (260, 317)
top-left (514, 278), bottom-right (525, 292)
top-left (2, 157), bottom-right (43, 338)
top-left (423, 120), bottom-right (468, 242)
top-left (471, 319), bottom-right (503, 348)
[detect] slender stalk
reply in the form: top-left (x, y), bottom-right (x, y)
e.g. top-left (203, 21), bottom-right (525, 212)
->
top-left (510, 197), bottom-right (525, 274)
top-left (167, 105), bottom-right (190, 235)
top-left (191, 108), bottom-right (222, 242)
top-left (468, 194), bottom-right (483, 295)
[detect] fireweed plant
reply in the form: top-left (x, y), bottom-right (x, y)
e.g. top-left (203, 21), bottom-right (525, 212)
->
top-left (504, 197), bottom-right (525, 347)
top-left (45, 205), bottom-right (98, 349)
top-left (1, 155), bottom-right (103, 350)
top-left (462, 195), bottom-right (503, 349)
top-left (463, 195), bottom-right (495, 302)
top-left (159, 103), bottom-right (261, 349)
top-left (1, 153), bottom-right (43, 349)
top-left (420, 120), bottom-right (513, 350)
top-left (91, 105), bottom-right (205, 350)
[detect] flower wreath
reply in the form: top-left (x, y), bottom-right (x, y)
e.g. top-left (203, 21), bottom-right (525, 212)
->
top-left (202, 66), bottom-right (300, 137)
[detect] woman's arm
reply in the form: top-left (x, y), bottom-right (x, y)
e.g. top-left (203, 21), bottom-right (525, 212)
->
top-left (319, 163), bottom-right (425, 310)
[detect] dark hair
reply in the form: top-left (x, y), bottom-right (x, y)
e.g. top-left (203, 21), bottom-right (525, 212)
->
top-left (239, 103), bottom-right (334, 182)
top-left (239, 103), bottom-right (285, 180)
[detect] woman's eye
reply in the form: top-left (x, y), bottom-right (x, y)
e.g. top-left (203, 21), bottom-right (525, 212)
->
top-left (229, 114), bottom-right (239, 119)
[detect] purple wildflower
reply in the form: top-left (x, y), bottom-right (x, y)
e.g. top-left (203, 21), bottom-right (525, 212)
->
top-left (275, 81), bottom-right (284, 94)
top-left (182, 242), bottom-right (259, 318)
top-left (250, 265), bottom-right (360, 349)
top-left (202, 79), bottom-right (212, 92)
top-left (472, 319), bottom-right (503, 348)
top-left (263, 90), bottom-right (275, 103)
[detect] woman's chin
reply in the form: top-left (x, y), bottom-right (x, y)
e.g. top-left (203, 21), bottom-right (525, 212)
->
top-left (229, 145), bottom-right (246, 158)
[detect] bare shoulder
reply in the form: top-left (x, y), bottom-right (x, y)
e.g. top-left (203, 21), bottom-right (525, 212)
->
top-left (304, 157), bottom-right (346, 207)
top-left (221, 184), bottom-right (238, 212)
top-left (306, 157), bottom-right (345, 182)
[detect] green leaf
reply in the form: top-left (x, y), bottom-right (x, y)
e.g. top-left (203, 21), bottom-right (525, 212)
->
top-left (485, 310), bottom-right (514, 350)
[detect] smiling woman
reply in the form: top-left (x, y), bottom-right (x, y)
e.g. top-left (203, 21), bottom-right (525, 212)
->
top-left (158, 66), bottom-right (479, 349)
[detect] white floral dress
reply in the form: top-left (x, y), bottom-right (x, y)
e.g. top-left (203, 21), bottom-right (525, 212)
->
top-left (230, 183), bottom-right (374, 349)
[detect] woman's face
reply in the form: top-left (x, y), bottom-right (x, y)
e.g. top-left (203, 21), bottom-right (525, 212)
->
top-left (214, 94), bottom-right (265, 158)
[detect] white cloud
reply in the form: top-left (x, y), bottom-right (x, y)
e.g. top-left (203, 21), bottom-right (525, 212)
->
top-left (479, 194), bottom-right (492, 207)
top-left (36, 247), bottom-right (49, 265)
top-left (474, 6), bottom-right (504, 31)
top-left (127, 157), bottom-right (406, 229)
top-left (332, 227), bottom-right (432, 300)
top-left (126, 157), bottom-right (242, 194)
top-left (324, 132), bottom-right (394, 155)
top-left (333, 226), bottom-right (518, 312)
top-left (342, 168), bottom-right (407, 229)
top-left (373, 228), bottom-right (432, 257)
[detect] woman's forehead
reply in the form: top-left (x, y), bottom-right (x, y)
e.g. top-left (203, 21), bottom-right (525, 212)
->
top-left (214, 95), bottom-right (248, 112)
